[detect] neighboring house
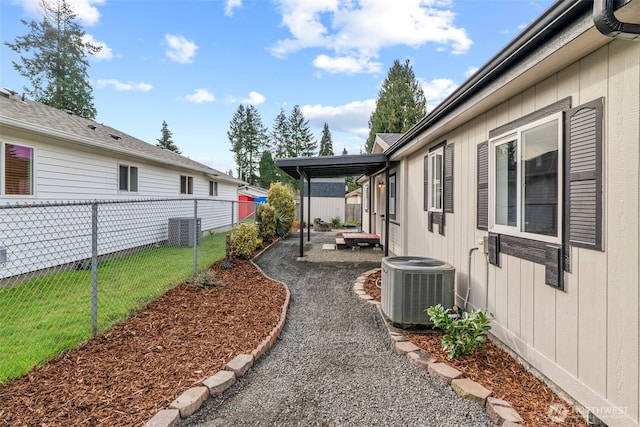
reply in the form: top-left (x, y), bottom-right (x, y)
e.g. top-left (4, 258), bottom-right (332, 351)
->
top-left (238, 184), bottom-right (268, 220)
top-left (300, 177), bottom-right (346, 225)
top-left (0, 89), bottom-right (244, 277)
top-left (362, 1), bottom-right (640, 426)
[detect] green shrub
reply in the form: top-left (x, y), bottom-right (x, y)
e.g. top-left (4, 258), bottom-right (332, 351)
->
top-left (426, 304), bottom-right (492, 359)
top-left (330, 216), bottom-right (342, 229)
top-left (256, 203), bottom-right (276, 241)
top-left (267, 183), bottom-right (295, 236)
top-left (230, 223), bottom-right (259, 259)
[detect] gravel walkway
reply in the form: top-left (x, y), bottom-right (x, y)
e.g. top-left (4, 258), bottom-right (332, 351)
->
top-left (178, 233), bottom-right (492, 427)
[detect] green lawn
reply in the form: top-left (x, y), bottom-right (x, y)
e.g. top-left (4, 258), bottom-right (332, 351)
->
top-left (0, 231), bottom-right (230, 383)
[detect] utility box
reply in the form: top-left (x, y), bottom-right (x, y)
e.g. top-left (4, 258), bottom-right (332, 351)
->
top-left (168, 217), bottom-right (202, 247)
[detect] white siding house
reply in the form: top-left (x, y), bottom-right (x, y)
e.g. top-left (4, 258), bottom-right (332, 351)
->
top-left (364, 1), bottom-right (640, 426)
top-left (0, 90), bottom-right (243, 278)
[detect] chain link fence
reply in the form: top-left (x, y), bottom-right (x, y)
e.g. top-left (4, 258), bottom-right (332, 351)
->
top-left (0, 198), bottom-right (255, 383)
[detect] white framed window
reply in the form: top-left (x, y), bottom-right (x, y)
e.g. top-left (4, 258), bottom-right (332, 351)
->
top-left (180, 175), bottom-right (193, 194)
top-left (209, 180), bottom-right (218, 196)
top-left (489, 112), bottom-right (562, 243)
top-left (2, 142), bottom-right (34, 196)
top-left (118, 164), bottom-right (138, 192)
top-left (427, 147), bottom-right (443, 212)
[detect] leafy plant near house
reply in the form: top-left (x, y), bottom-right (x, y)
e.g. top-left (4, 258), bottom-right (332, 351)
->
top-left (256, 203), bottom-right (276, 241)
top-left (426, 304), bottom-right (491, 359)
top-left (330, 216), bottom-right (342, 229)
top-left (267, 183), bottom-right (295, 236)
top-left (229, 223), bottom-right (259, 259)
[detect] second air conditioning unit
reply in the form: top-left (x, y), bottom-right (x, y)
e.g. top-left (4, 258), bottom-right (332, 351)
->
top-left (168, 217), bottom-right (202, 247)
top-left (381, 256), bottom-right (455, 328)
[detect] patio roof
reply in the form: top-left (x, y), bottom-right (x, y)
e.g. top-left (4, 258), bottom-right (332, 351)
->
top-left (275, 154), bottom-right (388, 180)
top-left (275, 153), bottom-right (390, 260)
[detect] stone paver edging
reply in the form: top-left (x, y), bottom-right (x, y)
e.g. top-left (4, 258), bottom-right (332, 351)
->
top-left (144, 254), bottom-right (291, 427)
top-left (353, 268), bottom-right (524, 427)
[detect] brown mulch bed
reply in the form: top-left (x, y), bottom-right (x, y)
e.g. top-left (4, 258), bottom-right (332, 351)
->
top-left (364, 270), bottom-right (587, 427)
top-left (0, 258), bottom-right (286, 427)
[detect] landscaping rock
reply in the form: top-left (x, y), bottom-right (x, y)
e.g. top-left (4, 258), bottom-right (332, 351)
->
top-left (486, 397), bottom-right (524, 425)
top-left (169, 386), bottom-right (209, 418)
top-left (451, 378), bottom-right (492, 405)
top-left (428, 362), bottom-right (463, 384)
top-left (144, 409), bottom-right (180, 427)
top-left (225, 354), bottom-right (254, 377)
top-left (203, 370), bottom-right (236, 395)
top-left (406, 350), bottom-right (436, 370)
top-left (394, 340), bottom-right (420, 355)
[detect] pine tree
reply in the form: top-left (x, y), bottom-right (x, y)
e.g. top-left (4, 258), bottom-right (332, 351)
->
top-left (366, 59), bottom-right (426, 152)
top-left (227, 104), bottom-right (268, 185)
top-left (288, 105), bottom-right (316, 157)
top-left (318, 122), bottom-right (334, 156)
top-left (271, 108), bottom-right (290, 158)
top-left (156, 121), bottom-right (181, 154)
top-left (258, 150), bottom-right (279, 189)
top-left (5, 0), bottom-right (101, 119)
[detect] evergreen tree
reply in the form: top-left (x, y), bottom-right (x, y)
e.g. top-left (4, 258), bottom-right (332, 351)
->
top-left (288, 105), bottom-right (316, 157)
top-left (5, 0), bottom-right (101, 119)
top-left (366, 59), bottom-right (426, 152)
top-left (258, 150), bottom-right (279, 189)
top-left (271, 108), bottom-right (290, 158)
top-left (227, 104), bottom-right (268, 185)
top-left (156, 120), bottom-right (181, 154)
top-left (318, 122), bottom-right (334, 156)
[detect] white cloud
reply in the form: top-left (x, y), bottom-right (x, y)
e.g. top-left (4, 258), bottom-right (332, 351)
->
top-left (18, 0), bottom-right (104, 26)
top-left (301, 99), bottom-right (376, 138)
top-left (82, 34), bottom-right (113, 60)
top-left (313, 54), bottom-right (382, 75)
top-left (224, 0), bottom-right (242, 16)
top-left (421, 78), bottom-right (458, 111)
top-left (270, 0), bottom-right (472, 74)
top-left (465, 66), bottom-right (479, 78)
top-left (164, 34), bottom-right (198, 64)
top-left (185, 89), bottom-right (215, 104)
top-left (96, 79), bottom-right (153, 92)
top-left (240, 91), bottom-right (266, 105)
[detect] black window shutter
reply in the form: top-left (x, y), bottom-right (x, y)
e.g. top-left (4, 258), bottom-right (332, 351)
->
top-left (565, 98), bottom-right (603, 251)
top-left (444, 143), bottom-right (454, 213)
top-left (477, 141), bottom-right (489, 230)
top-left (424, 155), bottom-right (429, 211)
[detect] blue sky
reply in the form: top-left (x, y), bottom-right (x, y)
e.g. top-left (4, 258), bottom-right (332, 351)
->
top-left (1, 0), bottom-right (554, 176)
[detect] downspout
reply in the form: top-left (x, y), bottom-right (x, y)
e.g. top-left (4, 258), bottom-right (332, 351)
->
top-left (593, 0), bottom-right (640, 40)
top-left (384, 160), bottom-right (390, 257)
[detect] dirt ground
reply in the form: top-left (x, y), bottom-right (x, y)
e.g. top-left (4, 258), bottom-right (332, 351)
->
top-left (364, 271), bottom-right (588, 426)
top-left (0, 258), bottom-right (286, 427)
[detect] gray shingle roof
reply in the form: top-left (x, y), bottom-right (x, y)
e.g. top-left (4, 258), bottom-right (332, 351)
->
top-left (0, 90), bottom-right (242, 184)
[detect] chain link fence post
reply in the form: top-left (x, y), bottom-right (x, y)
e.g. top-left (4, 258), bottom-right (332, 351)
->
top-left (91, 202), bottom-right (99, 337)
top-left (193, 199), bottom-right (198, 276)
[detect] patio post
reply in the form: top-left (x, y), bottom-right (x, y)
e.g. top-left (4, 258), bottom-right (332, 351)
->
top-left (298, 167), bottom-right (304, 258)
top-left (307, 176), bottom-right (311, 242)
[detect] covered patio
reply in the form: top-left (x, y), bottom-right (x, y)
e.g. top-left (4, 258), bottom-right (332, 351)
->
top-left (275, 153), bottom-right (389, 259)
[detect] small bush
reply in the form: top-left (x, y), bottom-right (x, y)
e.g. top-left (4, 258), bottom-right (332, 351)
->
top-left (230, 223), bottom-right (259, 259)
top-left (256, 203), bottom-right (276, 241)
top-left (221, 260), bottom-right (233, 270)
top-left (188, 270), bottom-right (222, 288)
top-left (330, 216), bottom-right (342, 229)
top-left (267, 183), bottom-right (295, 236)
top-left (426, 304), bottom-right (491, 359)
